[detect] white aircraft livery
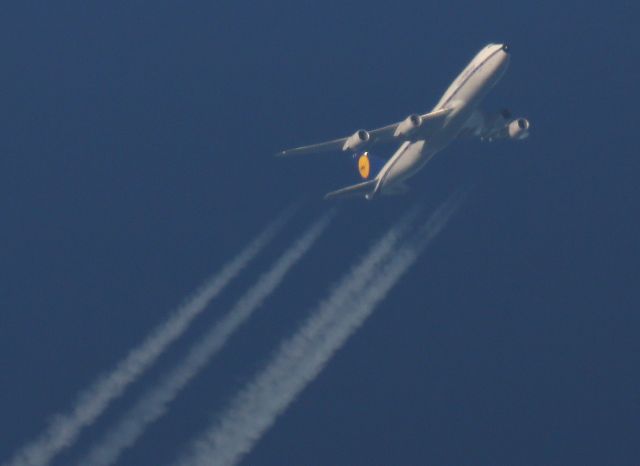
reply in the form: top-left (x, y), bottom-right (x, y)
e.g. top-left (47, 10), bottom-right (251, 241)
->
top-left (277, 43), bottom-right (530, 200)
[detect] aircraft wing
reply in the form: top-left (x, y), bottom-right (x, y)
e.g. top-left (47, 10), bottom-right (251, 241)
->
top-left (461, 108), bottom-right (530, 142)
top-left (277, 107), bottom-right (452, 157)
top-left (460, 109), bottom-right (510, 140)
top-left (275, 135), bottom-right (347, 158)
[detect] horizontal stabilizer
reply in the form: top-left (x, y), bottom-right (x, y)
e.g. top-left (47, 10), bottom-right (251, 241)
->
top-left (324, 179), bottom-right (377, 201)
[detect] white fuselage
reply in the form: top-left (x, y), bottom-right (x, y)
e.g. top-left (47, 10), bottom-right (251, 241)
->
top-left (373, 43), bottom-right (511, 197)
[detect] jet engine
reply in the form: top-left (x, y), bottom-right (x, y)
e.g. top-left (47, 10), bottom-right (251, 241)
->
top-left (394, 114), bottom-right (423, 138)
top-left (507, 118), bottom-right (530, 140)
top-left (342, 129), bottom-right (370, 152)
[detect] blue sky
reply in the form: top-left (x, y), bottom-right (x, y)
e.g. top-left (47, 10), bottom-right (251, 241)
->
top-left (1, 1), bottom-right (638, 465)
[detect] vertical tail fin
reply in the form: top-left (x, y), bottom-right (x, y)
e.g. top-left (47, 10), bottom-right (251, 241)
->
top-left (353, 152), bottom-right (385, 181)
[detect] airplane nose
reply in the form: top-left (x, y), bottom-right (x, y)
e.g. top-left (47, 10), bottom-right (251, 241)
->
top-left (502, 43), bottom-right (510, 53)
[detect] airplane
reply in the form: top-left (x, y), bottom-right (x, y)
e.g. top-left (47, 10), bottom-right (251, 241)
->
top-left (277, 43), bottom-right (530, 200)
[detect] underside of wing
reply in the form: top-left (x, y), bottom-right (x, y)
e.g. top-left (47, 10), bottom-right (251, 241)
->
top-left (277, 107), bottom-right (454, 158)
top-left (276, 136), bottom-right (347, 158)
top-left (462, 108), bottom-right (531, 141)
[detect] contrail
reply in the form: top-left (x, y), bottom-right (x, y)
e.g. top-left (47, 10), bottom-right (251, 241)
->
top-left (77, 212), bottom-right (334, 466)
top-left (175, 196), bottom-right (463, 466)
top-left (2, 208), bottom-right (296, 466)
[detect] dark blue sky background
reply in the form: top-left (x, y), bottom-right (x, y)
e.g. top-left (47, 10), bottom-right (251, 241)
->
top-left (1, 1), bottom-right (638, 465)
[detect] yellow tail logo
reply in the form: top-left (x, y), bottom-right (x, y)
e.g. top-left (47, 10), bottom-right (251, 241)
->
top-left (358, 152), bottom-right (371, 179)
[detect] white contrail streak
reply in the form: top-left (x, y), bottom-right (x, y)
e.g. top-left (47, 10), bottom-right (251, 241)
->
top-left (77, 213), bottom-right (334, 466)
top-left (2, 209), bottom-right (296, 466)
top-left (175, 196), bottom-right (462, 466)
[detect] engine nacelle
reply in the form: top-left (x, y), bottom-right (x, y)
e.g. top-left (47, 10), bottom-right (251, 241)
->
top-left (342, 129), bottom-right (370, 152)
top-left (394, 114), bottom-right (423, 138)
top-left (507, 118), bottom-right (530, 140)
